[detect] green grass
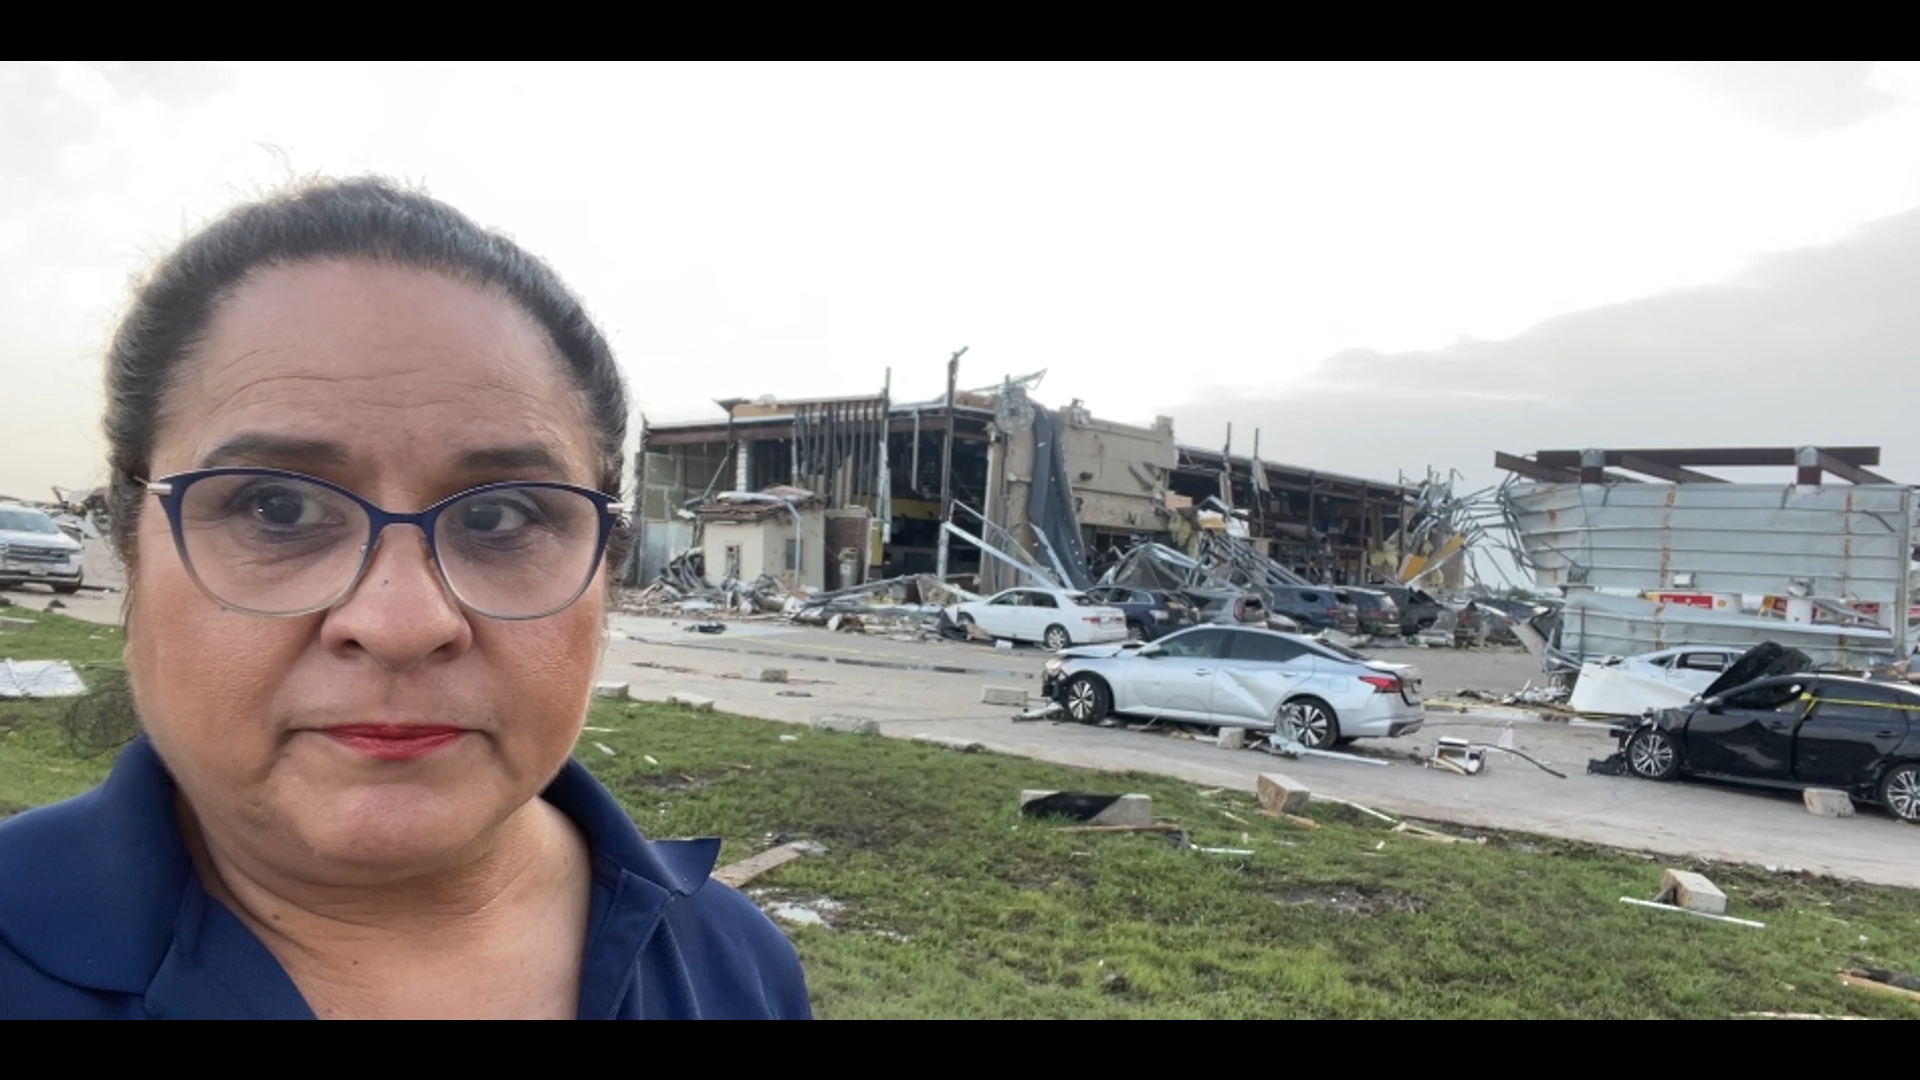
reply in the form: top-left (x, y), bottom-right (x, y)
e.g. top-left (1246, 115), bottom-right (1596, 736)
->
top-left (7, 609), bottom-right (1920, 1017)
top-left (0, 608), bottom-right (127, 813)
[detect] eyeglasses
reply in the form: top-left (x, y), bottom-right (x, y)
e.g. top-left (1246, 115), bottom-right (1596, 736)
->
top-left (145, 468), bottom-right (622, 620)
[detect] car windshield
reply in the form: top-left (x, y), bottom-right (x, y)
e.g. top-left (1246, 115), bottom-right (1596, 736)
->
top-left (0, 509), bottom-right (61, 535)
top-left (1068, 593), bottom-right (1099, 607)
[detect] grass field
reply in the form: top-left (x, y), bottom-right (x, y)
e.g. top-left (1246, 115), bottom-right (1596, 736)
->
top-left (6, 608), bottom-right (1920, 1018)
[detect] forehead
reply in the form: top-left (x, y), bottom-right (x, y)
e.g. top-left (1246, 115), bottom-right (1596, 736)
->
top-left (153, 260), bottom-right (598, 487)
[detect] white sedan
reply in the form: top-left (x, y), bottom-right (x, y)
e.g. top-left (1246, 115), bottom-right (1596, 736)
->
top-left (1040, 624), bottom-right (1425, 747)
top-left (949, 587), bottom-right (1129, 650)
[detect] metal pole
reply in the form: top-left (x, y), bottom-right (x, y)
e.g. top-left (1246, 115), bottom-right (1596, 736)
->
top-left (935, 346), bottom-right (967, 580)
top-left (1898, 486), bottom-right (1914, 661)
top-left (879, 369), bottom-right (892, 545)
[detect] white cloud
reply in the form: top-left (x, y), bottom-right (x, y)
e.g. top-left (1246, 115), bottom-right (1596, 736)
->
top-left (3, 61), bottom-right (1918, 498)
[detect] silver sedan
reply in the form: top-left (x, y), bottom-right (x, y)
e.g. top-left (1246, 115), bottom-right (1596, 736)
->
top-left (1040, 624), bottom-right (1425, 748)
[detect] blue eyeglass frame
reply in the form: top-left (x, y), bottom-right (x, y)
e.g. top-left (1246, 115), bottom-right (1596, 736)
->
top-left (144, 466), bottom-right (625, 620)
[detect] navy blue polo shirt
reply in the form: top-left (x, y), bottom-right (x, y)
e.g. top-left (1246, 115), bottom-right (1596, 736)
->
top-left (0, 737), bottom-right (811, 1019)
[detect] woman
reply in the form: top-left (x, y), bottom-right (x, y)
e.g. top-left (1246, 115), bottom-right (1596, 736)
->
top-left (0, 179), bottom-right (811, 1019)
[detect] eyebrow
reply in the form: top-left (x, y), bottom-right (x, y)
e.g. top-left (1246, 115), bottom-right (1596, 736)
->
top-left (452, 445), bottom-right (571, 478)
top-left (200, 434), bottom-right (351, 469)
top-left (198, 437), bottom-right (572, 482)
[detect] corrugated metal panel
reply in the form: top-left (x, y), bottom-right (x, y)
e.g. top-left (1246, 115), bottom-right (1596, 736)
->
top-left (1506, 483), bottom-right (1915, 598)
top-left (1561, 591), bottom-right (1899, 669)
top-left (639, 521), bottom-right (695, 586)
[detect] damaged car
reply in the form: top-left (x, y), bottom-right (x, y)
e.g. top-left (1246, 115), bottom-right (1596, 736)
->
top-left (1265, 585), bottom-right (1360, 634)
top-left (0, 504), bottom-right (85, 594)
top-left (1082, 585), bottom-right (1199, 642)
top-left (1040, 624), bottom-right (1424, 747)
top-left (948, 587), bottom-right (1128, 650)
top-left (1615, 660), bottom-right (1920, 822)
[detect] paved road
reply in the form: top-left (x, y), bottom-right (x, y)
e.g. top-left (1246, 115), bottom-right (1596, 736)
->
top-left (603, 614), bottom-right (1920, 888)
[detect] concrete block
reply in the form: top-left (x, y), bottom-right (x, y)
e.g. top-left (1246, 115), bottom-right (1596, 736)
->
top-left (981, 685), bottom-right (1030, 708)
top-left (1660, 869), bottom-right (1727, 915)
top-left (1019, 790), bottom-right (1152, 826)
top-left (592, 681), bottom-right (632, 700)
top-left (1216, 726), bottom-right (1247, 750)
top-left (810, 714), bottom-right (880, 735)
top-left (1256, 772), bottom-right (1311, 816)
top-left (911, 734), bottom-right (983, 753)
top-left (1803, 788), bottom-right (1855, 818)
top-left (744, 667), bottom-right (789, 683)
top-left (667, 693), bottom-right (715, 712)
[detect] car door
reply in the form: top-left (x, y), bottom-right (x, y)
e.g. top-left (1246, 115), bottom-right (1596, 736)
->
top-left (973, 591), bottom-right (1025, 639)
top-left (1123, 627), bottom-right (1228, 719)
top-left (1209, 630), bottom-right (1315, 723)
top-left (1019, 590), bottom-right (1061, 642)
top-left (1684, 677), bottom-right (1808, 779)
top-left (1793, 686), bottom-right (1910, 788)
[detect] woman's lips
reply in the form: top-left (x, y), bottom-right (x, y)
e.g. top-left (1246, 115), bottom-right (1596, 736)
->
top-left (320, 724), bottom-right (464, 761)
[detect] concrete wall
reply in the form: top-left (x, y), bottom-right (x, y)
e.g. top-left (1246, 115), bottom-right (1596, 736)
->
top-left (1056, 408), bottom-right (1176, 531)
top-left (701, 511), bottom-right (827, 592)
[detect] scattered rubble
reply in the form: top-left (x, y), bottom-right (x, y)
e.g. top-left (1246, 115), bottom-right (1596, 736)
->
top-left (666, 693), bottom-right (715, 712)
top-left (1019, 790), bottom-right (1152, 826)
top-left (910, 734), bottom-right (984, 753)
top-left (1838, 968), bottom-right (1920, 1004)
top-left (980, 686), bottom-right (1029, 708)
top-left (1619, 868), bottom-right (1761, 927)
top-left (0, 659), bottom-right (87, 699)
top-left (810, 714), bottom-right (880, 735)
top-left (1803, 789), bottom-right (1855, 818)
top-left (592, 681), bottom-right (632, 700)
top-left (1256, 772), bottom-right (1310, 815)
top-left (712, 839), bottom-right (827, 888)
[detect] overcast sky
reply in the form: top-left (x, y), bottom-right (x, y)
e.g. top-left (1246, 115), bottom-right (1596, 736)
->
top-left (4, 61), bottom-right (1918, 502)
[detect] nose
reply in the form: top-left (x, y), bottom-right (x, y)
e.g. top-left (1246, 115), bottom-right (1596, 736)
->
top-left (319, 524), bottom-right (473, 670)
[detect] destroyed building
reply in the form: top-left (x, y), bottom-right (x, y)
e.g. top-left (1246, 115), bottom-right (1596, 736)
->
top-left (632, 369), bottom-right (1439, 598)
top-left (1494, 446), bottom-right (1917, 669)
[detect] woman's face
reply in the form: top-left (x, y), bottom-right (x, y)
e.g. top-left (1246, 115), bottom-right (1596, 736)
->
top-left (125, 260), bottom-right (608, 879)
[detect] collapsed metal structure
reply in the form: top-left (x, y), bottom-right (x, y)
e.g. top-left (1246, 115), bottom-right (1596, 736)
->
top-left (1493, 446), bottom-right (1916, 669)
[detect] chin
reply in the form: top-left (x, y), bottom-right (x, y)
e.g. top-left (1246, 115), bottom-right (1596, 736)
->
top-left (284, 780), bottom-right (520, 875)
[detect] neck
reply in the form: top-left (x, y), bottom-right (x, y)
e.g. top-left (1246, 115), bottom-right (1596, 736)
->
top-left (178, 794), bottom-right (591, 1019)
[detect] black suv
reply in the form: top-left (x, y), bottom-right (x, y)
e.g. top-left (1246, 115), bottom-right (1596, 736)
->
top-left (1081, 585), bottom-right (1198, 642)
top-left (1339, 587), bottom-right (1402, 638)
top-left (1264, 585), bottom-right (1359, 634)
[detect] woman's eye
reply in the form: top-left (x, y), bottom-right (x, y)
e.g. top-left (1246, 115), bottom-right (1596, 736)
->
top-left (460, 500), bottom-right (532, 533)
top-left (250, 489), bottom-right (328, 527)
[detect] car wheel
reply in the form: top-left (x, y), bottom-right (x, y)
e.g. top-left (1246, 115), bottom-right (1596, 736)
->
top-left (1062, 674), bottom-right (1111, 724)
top-left (1625, 727), bottom-right (1678, 781)
top-left (1043, 624), bottom-right (1071, 651)
top-left (1279, 697), bottom-right (1339, 749)
top-left (1879, 763), bottom-right (1920, 823)
top-left (1125, 621), bottom-right (1148, 642)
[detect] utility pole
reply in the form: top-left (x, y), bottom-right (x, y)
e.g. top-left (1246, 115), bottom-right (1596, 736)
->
top-left (934, 346), bottom-right (968, 581)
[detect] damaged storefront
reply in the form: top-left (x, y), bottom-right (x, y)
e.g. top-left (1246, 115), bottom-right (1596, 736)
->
top-left (632, 363), bottom-right (1434, 609)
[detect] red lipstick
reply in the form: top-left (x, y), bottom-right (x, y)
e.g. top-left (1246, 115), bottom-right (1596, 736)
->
top-left (322, 725), bottom-right (464, 760)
